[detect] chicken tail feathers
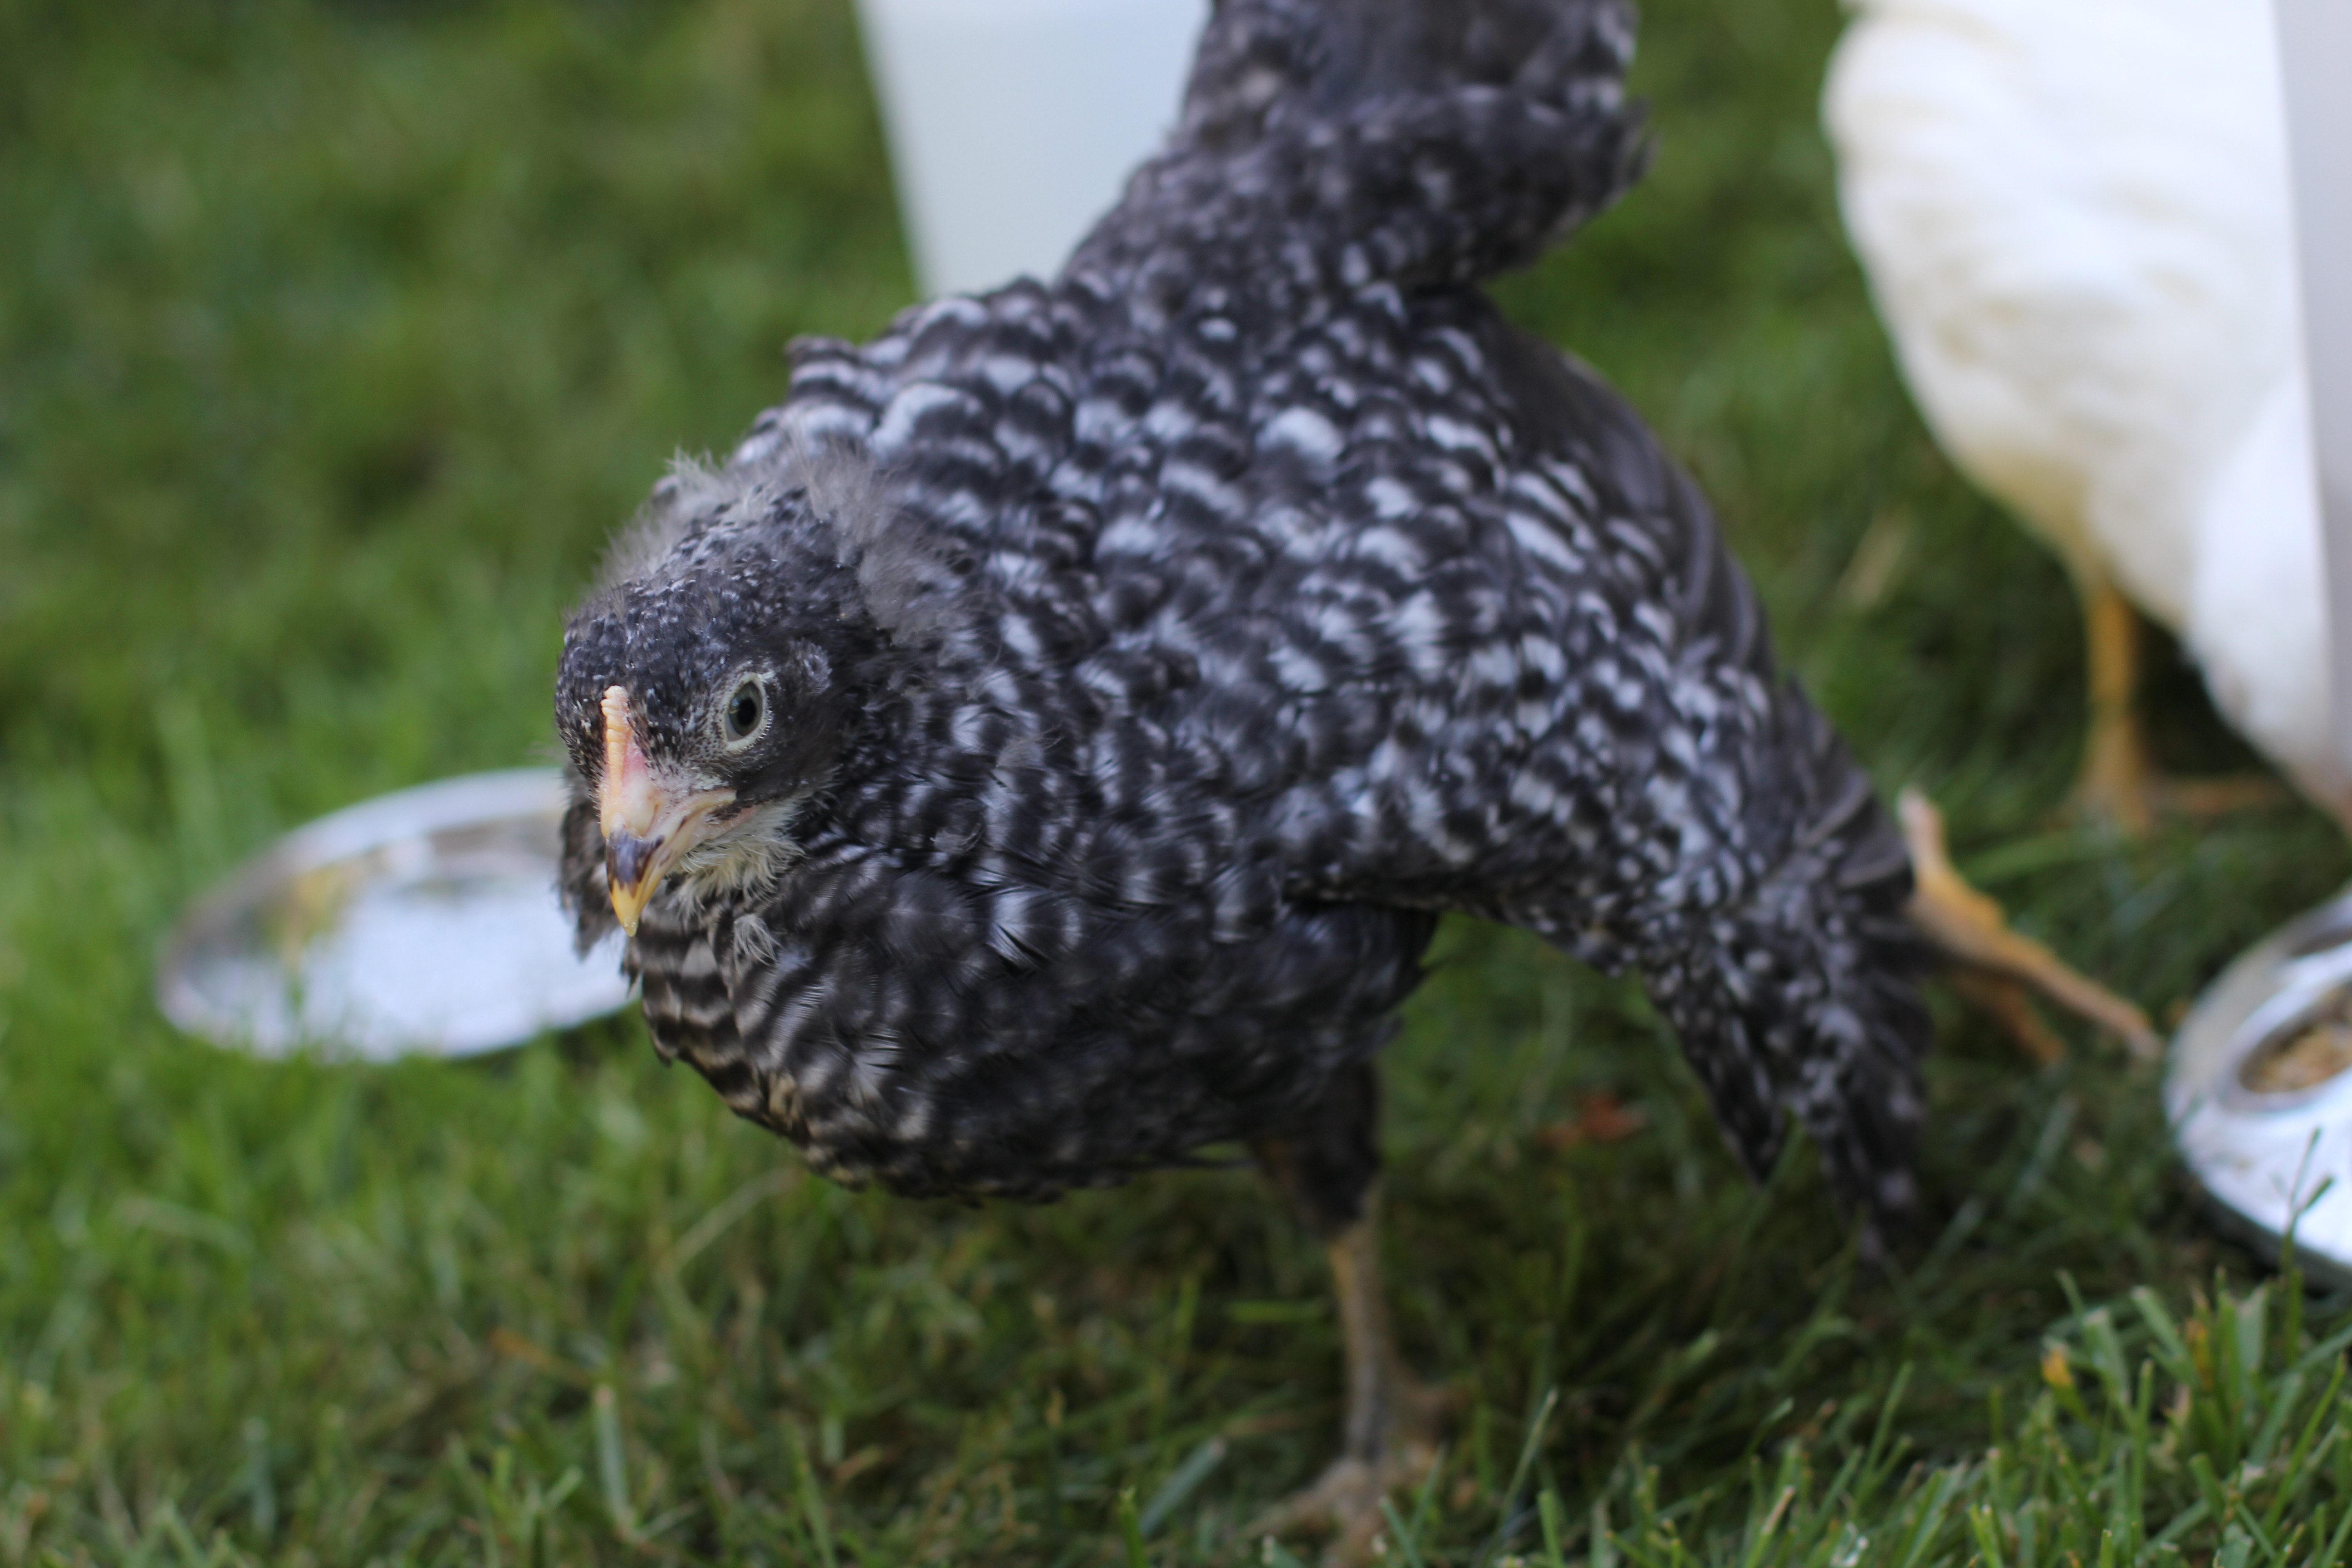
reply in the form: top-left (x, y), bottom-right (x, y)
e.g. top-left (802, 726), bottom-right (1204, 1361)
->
top-left (1639, 697), bottom-right (1934, 1248)
top-left (1070, 0), bottom-right (1646, 299)
top-left (1179, 0), bottom-right (1638, 141)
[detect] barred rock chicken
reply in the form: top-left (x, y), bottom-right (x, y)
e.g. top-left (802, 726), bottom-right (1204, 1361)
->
top-left (553, 0), bottom-right (2117, 1553)
top-left (1825, 0), bottom-right (2343, 833)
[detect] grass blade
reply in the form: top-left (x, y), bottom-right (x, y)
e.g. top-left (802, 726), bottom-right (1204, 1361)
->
top-left (791, 1421), bottom-right (839, 1568)
top-left (1117, 1486), bottom-right (1148, 1568)
top-left (1138, 1438), bottom-right (1226, 1540)
top-left (592, 1385), bottom-right (637, 1543)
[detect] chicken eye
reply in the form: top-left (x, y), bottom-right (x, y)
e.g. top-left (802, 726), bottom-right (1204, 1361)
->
top-left (721, 679), bottom-right (766, 745)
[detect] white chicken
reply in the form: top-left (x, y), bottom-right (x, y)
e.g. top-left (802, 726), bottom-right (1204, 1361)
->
top-left (1823, 0), bottom-right (2346, 832)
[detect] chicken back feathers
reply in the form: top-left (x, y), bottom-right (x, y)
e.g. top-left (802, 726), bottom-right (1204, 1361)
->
top-left (555, 0), bottom-right (1930, 1227)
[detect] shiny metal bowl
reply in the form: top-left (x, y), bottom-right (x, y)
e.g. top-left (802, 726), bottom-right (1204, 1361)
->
top-left (157, 769), bottom-right (631, 1059)
top-left (2168, 890), bottom-right (2352, 1289)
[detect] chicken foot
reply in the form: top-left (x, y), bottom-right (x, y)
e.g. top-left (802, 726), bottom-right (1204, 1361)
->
top-left (1901, 788), bottom-right (2159, 1062)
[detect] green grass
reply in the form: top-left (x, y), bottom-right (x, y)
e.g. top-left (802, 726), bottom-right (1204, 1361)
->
top-left (4, 0), bottom-right (2350, 1562)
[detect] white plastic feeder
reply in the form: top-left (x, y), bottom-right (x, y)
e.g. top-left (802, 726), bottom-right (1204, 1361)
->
top-left (853, 0), bottom-right (1208, 299)
top-left (2169, 1), bottom-right (2352, 1280)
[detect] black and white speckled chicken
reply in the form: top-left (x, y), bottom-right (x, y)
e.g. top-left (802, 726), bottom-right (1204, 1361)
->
top-left (552, 0), bottom-right (2141, 1553)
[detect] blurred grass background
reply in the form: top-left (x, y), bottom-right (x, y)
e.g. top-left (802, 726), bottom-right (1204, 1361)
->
top-left (5, 0), bottom-right (2352, 1562)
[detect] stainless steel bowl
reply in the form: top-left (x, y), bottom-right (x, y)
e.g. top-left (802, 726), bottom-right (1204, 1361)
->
top-left (157, 769), bottom-right (631, 1059)
top-left (2168, 890), bottom-right (2352, 1289)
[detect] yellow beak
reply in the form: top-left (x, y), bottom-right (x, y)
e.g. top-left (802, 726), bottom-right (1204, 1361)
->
top-left (598, 686), bottom-right (735, 936)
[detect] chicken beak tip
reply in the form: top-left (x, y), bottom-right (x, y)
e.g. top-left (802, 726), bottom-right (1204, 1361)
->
top-left (606, 829), bottom-right (662, 936)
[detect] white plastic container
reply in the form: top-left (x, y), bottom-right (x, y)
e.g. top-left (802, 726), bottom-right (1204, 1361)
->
top-left (2166, 4), bottom-right (2352, 1280)
top-left (2275, 0), bottom-right (2352, 763)
top-left (157, 771), bottom-right (631, 1059)
top-left (853, 0), bottom-right (1208, 299)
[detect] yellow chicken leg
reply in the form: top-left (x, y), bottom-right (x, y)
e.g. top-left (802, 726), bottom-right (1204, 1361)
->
top-left (2073, 578), bottom-right (2157, 833)
top-left (1901, 789), bottom-right (2159, 1061)
top-left (2072, 579), bottom-right (2286, 830)
top-left (1251, 1191), bottom-right (1451, 1568)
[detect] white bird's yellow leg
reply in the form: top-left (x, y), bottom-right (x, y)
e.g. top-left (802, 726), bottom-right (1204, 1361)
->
top-left (2072, 580), bottom-right (2286, 829)
top-left (2074, 578), bottom-right (2157, 833)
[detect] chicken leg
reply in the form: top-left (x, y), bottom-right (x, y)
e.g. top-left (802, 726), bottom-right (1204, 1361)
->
top-left (1901, 788), bottom-right (2159, 1061)
top-left (2072, 578), bottom-right (2285, 831)
top-left (1250, 1196), bottom-right (1449, 1566)
top-left (2074, 577), bottom-right (2156, 833)
top-left (1250, 1068), bottom-right (1448, 1568)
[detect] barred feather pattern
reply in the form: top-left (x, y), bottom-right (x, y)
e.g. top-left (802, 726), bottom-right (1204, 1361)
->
top-left (557, 0), bottom-right (1930, 1230)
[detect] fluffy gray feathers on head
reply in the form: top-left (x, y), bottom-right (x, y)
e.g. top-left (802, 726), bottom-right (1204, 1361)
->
top-left (605, 436), bottom-right (974, 649)
top-left (555, 0), bottom-right (1930, 1238)
top-left (593, 454), bottom-right (733, 589)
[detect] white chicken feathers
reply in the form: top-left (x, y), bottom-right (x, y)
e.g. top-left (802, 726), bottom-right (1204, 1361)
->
top-left (1823, 0), bottom-right (2343, 823)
